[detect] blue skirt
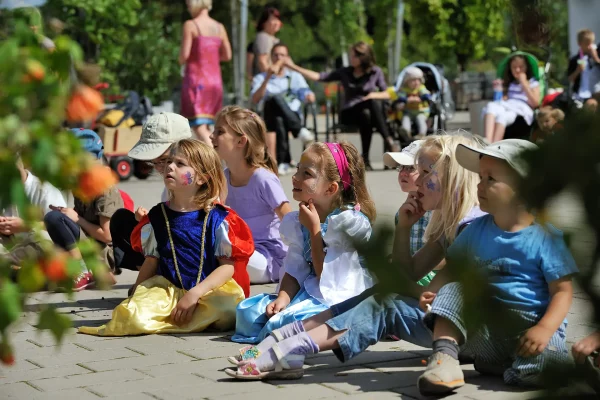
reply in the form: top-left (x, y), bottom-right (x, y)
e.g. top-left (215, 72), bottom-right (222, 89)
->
top-left (231, 287), bottom-right (328, 344)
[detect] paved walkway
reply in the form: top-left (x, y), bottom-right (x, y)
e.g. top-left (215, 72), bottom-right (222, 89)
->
top-left (2, 119), bottom-right (598, 399)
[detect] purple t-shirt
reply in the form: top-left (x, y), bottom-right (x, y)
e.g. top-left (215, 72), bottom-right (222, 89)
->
top-left (319, 66), bottom-right (387, 110)
top-left (225, 168), bottom-right (289, 281)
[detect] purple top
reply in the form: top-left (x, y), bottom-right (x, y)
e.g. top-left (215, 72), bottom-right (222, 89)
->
top-left (319, 66), bottom-right (387, 110)
top-left (225, 168), bottom-right (289, 281)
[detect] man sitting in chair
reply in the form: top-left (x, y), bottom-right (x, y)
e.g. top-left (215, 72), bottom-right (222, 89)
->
top-left (251, 43), bottom-right (316, 176)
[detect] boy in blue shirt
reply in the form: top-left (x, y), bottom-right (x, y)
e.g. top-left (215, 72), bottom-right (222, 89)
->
top-left (418, 139), bottom-right (578, 395)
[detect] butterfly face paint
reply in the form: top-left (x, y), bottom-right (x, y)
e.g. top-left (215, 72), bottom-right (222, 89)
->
top-left (164, 154), bottom-right (197, 190)
top-left (292, 151), bottom-right (325, 203)
top-left (182, 171), bottom-right (193, 186)
top-left (416, 151), bottom-right (443, 211)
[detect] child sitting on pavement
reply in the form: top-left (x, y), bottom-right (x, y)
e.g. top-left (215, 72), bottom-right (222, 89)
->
top-left (211, 106), bottom-right (291, 284)
top-left (1, 158), bottom-right (66, 268)
top-left (110, 112), bottom-right (192, 273)
top-left (383, 139), bottom-right (436, 286)
top-left (417, 139), bottom-right (578, 395)
top-left (79, 139), bottom-right (253, 336)
top-left (44, 129), bottom-right (123, 291)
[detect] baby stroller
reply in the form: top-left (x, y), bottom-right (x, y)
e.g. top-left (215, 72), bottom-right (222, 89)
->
top-left (388, 62), bottom-right (455, 139)
top-left (496, 49), bottom-right (550, 140)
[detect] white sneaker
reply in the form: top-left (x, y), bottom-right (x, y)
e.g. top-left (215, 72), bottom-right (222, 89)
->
top-left (297, 128), bottom-right (314, 145)
top-left (278, 163), bottom-right (292, 176)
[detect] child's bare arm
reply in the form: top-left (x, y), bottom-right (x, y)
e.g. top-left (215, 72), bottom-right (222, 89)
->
top-left (132, 257), bottom-right (159, 290)
top-left (78, 216), bottom-right (112, 243)
top-left (191, 260), bottom-right (235, 299)
top-left (538, 276), bottom-right (573, 332)
top-left (172, 261), bottom-right (235, 326)
top-left (392, 221), bottom-right (444, 283)
top-left (266, 273), bottom-right (301, 317)
top-left (517, 276), bottom-right (573, 357)
top-left (309, 231), bottom-right (326, 278)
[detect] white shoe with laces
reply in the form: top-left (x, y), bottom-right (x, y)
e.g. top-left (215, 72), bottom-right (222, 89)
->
top-left (297, 128), bottom-right (314, 145)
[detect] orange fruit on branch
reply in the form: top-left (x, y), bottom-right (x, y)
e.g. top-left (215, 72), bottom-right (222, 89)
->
top-left (41, 253), bottom-right (69, 282)
top-left (66, 85), bottom-right (104, 123)
top-left (73, 164), bottom-right (118, 202)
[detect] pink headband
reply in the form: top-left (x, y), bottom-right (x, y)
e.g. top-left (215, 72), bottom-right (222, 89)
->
top-left (326, 143), bottom-right (351, 191)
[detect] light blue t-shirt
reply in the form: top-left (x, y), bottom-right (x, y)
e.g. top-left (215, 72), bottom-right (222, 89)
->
top-left (447, 214), bottom-right (578, 314)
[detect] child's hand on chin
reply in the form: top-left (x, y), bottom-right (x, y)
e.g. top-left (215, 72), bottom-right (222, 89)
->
top-left (397, 191), bottom-right (425, 228)
top-left (171, 291), bottom-right (200, 326)
top-left (299, 199), bottom-right (320, 235)
top-left (516, 324), bottom-right (554, 357)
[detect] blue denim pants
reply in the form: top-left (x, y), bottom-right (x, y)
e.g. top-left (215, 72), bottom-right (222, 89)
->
top-left (325, 290), bottom-right (432, 362)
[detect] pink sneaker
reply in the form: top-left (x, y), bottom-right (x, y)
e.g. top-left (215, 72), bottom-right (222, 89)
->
top-left (73, 272), bottom-right (95, 291)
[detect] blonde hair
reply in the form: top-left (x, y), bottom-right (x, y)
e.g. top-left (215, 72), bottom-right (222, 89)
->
top-left (305, 141), bottom-right (376, 223)
top-left (578, 29), bottom-right (595, 44)
top-left (168, 139), bottom-right (225, 211)
top-left (187, 0), bottom-right (212, 16)
top-left (417, 132), bottom-right (482, 245)
top-left (215, 105), bottom-right (278, 175)
top-left (536, 106), bottom-right (564, 124)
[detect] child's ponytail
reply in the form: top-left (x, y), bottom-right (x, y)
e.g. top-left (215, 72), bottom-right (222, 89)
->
top-left (307, 141), bottom-right (376, 223)
top-left (262, 144), bottom-right (278, 176)
top-left (338, 141), bottom-right (376, 223)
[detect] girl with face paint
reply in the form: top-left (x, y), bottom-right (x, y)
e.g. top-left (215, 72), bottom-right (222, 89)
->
top-left (222, 133), bottom-right (487, 382)
top-left (79, 139), bottom-right (255, 337)
top-left (228, 141), bottom-right (377, 373)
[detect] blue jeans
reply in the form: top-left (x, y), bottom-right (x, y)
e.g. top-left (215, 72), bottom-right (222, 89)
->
top-left (44, 210), bottom-right (81, 250)
top-left (325, 292), bottom-right (432, 362)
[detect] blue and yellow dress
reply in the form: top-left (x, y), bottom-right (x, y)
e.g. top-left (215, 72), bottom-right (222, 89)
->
top-left (231, 207), bottom-right (375, 344)
top-left (79, 203), bottom-right (253, 336)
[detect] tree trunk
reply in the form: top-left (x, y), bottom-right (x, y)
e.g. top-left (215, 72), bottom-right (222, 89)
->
top-left (509, 0), bottom-right (551, 48)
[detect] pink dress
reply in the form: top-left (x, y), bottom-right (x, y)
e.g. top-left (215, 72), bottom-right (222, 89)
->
top-left (181, 21), bottom-right (223, 126)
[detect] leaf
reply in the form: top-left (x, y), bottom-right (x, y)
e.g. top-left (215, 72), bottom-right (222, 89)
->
top-left (17, 262), bottom-right (46, 293)
top-left (36, 307), bottom-right (72, 344)
top-left (10, 179), bottom-right (27, 222)
top-left (0, 281), bottom-right (22, 333)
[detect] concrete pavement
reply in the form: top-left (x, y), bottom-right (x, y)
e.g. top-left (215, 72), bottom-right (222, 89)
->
top-left (1, 117), bottom-right (598, 399)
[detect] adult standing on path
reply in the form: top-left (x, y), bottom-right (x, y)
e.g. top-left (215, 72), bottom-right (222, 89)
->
top-left (179, 0), bottom-right (232, 145)
top-left (251, 7), bottom-right (283, 78)
top-left (284, 42), bottom-right (399, 170)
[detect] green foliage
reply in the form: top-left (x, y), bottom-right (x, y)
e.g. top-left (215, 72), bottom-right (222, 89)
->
top-left (407, 0), bottom-right (508, 71)
top-left (0, 281), bottom-right (21, 333)
top-left (105, 2), bottom-right (184, 103)
top-left (0, 10), bottom-right (110, 359)
top-left (41, 0), bottom-right (186, 103)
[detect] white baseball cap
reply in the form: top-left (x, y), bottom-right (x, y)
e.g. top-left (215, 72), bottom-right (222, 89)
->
top-left (383, 140), bottom-right (425, 168)
top-left (128, 112), bottom-right (192, 160)
top-left (456, 139), bottom-right (538, 178)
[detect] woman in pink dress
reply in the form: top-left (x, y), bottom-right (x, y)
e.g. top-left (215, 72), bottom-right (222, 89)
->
top-left (179, 0), bottom-right (232, 145)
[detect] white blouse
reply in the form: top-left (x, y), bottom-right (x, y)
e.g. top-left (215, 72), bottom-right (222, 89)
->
top-left (279, 210), bottom-right (375, 306)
